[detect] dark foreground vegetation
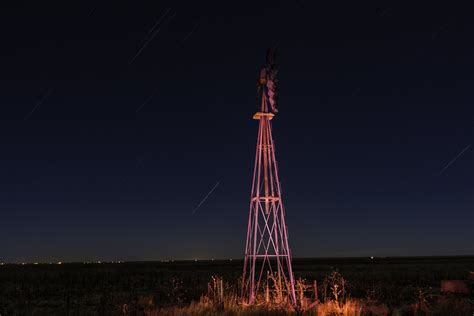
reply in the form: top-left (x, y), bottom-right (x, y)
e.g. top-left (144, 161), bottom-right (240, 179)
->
top-left (0, 256), bottom-right (473, 315)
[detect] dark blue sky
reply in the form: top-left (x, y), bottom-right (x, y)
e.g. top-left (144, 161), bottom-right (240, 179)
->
top-left (0, 1), bottom-right (472, 262)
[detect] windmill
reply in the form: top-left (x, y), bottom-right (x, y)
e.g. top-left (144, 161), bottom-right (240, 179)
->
top-left (242, 49), bottom-right (297, 305)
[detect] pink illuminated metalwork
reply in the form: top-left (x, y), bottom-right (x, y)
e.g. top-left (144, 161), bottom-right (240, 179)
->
top-left (242, 51), bottom-right (297, 305)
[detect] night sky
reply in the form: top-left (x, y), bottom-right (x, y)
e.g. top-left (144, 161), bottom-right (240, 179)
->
top-left (0, 2), bottom-right (472, 263)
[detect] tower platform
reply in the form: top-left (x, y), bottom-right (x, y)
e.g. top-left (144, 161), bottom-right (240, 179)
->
top-left (253, 112), bottom-right (274, 120)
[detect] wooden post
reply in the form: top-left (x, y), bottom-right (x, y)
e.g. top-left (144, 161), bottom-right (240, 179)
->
top-left (313, 280), bottom-right (318, 303)
top-left (219, 279), bottom-right (224, 302)
top-left (265, 283), bottom-right (270, 304)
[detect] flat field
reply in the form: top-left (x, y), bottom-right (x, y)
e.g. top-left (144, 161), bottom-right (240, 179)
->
top-left (0, 256), bottom-right (472, 315)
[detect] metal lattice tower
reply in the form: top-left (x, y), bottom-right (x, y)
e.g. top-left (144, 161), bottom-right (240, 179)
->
top-left (242, 50), bottom-right (297, 305)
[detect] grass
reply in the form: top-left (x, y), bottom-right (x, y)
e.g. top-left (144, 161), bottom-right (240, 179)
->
top-left (0, 256), bottom-right (472, 315)
top-left (149, 270), bottom-right (470, 316)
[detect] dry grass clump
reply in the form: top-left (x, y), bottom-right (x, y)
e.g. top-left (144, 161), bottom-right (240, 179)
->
top-left (150, 271), bottom-right (474, 316)
top-left (148, 272), bottom-right (377, 316)
top-left (151, 275), bottom-right (297, 315)
top-left (316, 299), bottom-right (362, 315)
top-left (153, 299), bottom-right (368, 316)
